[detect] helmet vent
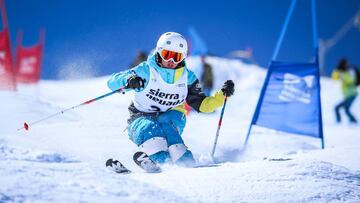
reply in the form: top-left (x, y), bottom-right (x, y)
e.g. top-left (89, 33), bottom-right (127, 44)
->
top-left (166, 41), bottom-right (171, 45)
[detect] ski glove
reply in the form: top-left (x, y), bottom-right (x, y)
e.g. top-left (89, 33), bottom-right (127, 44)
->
top-left (221, 80), bottom-right (235, 97)
top-left (126, 74), bottom-right (145, 89)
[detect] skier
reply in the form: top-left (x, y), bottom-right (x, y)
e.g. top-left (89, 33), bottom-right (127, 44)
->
top-left (108, 32), bottom-right (235, 167)
top-left (332, 58), bottom-right (358, 124)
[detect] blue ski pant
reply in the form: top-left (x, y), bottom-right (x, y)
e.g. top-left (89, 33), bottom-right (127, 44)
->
top-left (128, 110), bottom-right (195, 166)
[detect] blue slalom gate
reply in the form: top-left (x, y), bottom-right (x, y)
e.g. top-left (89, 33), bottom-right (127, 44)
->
top-left (245, 0), bottom-right (324, 149)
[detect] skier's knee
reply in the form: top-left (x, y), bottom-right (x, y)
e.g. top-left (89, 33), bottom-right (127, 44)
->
top-left (158, 110), bottom-right (186, 137)
top-left (128, 118), bottom-right (163, 145)
top-left (139, 137), bottom-right (167, 155)
top-left (169, 144), bottom-right (195, 167)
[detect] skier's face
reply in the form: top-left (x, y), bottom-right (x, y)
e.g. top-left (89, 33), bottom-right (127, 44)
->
top-left (158, 49), bottom-right (184, 69)
top-left (160, 59), bottom-right (177, 69)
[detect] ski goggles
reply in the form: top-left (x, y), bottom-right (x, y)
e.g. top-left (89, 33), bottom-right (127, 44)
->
top-left (159, 49), bottom-right (184, 64)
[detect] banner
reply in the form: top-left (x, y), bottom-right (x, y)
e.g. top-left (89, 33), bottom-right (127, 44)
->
top-left (15, 43), bottom-right (43, 83)
top-left (187, 26), bottom-right (208, 56)
top-left (253, 62), bottom-right (322, 138)
top-left (0, 28), bottom-right (15, 90)
top-left (0, 0), bottom-right (15, 90)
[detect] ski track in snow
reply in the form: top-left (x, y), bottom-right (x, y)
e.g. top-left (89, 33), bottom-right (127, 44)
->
top-left (0, 142), bottom-right (360, 202)
top-left (0, 142), bottom-right (189, 203)
top-left (131, 160), bottom-right (360, 202)
top-left (1, 141), bottom-right (359, 202)
top-left (1, 56), bottom-right (360, 202)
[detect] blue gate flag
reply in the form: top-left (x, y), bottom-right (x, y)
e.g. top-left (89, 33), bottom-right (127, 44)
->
top-left (187, 26), bottom-right (208, 56)
top-left (252, 62), bottom-right (323, 138)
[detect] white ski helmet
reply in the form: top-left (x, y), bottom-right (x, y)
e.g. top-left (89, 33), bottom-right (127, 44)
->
top-left (156, 32), bottom-right (188, 61)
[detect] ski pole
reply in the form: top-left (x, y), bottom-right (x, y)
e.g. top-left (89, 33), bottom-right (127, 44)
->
top-left (211, 96), bottom-right (228, 160)
top-left (17, 85), bottom-right (128, 132)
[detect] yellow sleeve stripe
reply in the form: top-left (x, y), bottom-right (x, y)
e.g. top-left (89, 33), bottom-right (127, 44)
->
top-left (199, 90), bottom-right (225, 113)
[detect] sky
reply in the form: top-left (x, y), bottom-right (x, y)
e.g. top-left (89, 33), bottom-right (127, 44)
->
top-left (5, 0), bottom-right (360, 79)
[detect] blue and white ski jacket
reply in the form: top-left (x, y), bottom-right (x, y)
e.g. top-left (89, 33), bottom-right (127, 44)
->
top-left (107, 52), bottom-right (225, 117)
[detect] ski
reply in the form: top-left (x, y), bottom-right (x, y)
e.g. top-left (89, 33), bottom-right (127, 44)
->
top-left (106, 158), bottom-right (131, 174)
top-left (133, 151), bottom-right (161, 173)
top-left (106, 152), bottom-right (161, 174)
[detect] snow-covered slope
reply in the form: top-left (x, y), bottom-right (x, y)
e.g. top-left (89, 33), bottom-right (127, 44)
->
top-left (1, 56), bottom-right (360, 202)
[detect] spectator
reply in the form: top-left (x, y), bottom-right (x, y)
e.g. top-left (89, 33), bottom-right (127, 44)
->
top-left (332, 58), bottom-right (358, 124)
